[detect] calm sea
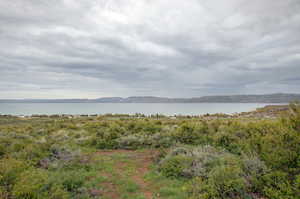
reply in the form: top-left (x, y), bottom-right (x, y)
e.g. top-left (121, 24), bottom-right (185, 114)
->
top-left (0, 103), bottom-right (285, 116)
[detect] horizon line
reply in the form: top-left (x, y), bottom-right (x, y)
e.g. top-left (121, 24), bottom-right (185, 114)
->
top-left (0, 93), bottom-right (299, 100)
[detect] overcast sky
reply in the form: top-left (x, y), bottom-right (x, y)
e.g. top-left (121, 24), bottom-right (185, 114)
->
top-left (1, 0), bottom-right (300, 99)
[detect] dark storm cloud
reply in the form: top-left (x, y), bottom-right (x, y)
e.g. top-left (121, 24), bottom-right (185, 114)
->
top-left (0, 0), bottom-right (300, 98)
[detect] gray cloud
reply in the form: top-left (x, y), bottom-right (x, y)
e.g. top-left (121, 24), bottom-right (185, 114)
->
top-left (0, 0), bottom-right (300, 98)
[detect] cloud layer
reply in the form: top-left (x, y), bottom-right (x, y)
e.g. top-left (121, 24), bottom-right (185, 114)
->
top-left (1, 0), bottom-right (300, 98)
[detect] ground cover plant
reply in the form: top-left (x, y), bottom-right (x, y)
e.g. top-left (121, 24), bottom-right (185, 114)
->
top-left (0, 103), bottom-right (299, 199)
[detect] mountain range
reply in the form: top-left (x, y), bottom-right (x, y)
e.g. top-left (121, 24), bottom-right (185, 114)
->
top-left (1, 93), bottom-right (300, 103)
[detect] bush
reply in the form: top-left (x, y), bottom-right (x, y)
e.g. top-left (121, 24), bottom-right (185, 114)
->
top-left (172, 123), bottom-right (209, 145)
top-left (60, 171), bottom-right (86, 192)
top-left (0, 158), bottom-right (28, 188)
top-left (261, 171), bottom-right (295, 199)
top-left (47, 185), bottom-right (70, 199)
top-left (241, 154), bottom-right (268, 191)
top-left (159, 155), bottom-right (193, 178)
top-left (39, 145), bottom-right (81, 169)
top-left (188, 166), bottom-right (248, 199)
top-left (18, 143), bottom-right (49, 165)
top-left (0, 186), bottom-right (9, 199)
top-left (210, 166), bottom-right (247, 199)
top-left (214, 131), bottom-right (242, 154)
top-left (12, 169), bottom-right (50, 199)
top-left (160, 146), bottom-right (270, 198)
top-left (117, 133), bottom-right (174, 149)
top-left (294, 174), bottom-right (300, 196)
top-left (117, 134), bottom-right (146, 149)
top-left (0, 144), bottom-right (6, 157)
top-left (12, 168), bottom-right (86, 199)
top-left (159, 145), bottom-right (241, 178)
top-left (284, 102), bottom-right (300, 132)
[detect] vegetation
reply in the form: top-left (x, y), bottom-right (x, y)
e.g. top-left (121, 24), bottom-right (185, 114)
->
top-left (0, 103), bottom-right (299, 199)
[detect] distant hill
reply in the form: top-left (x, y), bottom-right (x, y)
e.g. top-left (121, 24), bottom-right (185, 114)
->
top-left (185, 93), bottom-right (300, 103)
top-left (1, 93), bottom-right (300, 103)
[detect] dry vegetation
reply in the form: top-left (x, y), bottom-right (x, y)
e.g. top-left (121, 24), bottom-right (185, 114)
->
top-left (0, 103), bottom-right (299, 199)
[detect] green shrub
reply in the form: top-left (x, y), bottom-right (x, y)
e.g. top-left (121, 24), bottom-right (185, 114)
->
top-left (43, 145), bottom-right (81, 169)
top-left (58, 170), bottom-right (86, 192)
top-left (19, 143), bottom-right (49, 165)
top-left (294, 174), bottom-right (300, 196)
top-left (214, 131), bottom-right (242, 154)
top-left (149, 133), bottom-right (174, 148)
top-left (12, 169), bottom-right (50, 199)
top-left (210, 165), bottom-right (247, 198)
top-left (117, 133), bottom-right (174, 149)
top-left (12, 169), bottom-right (88, 198)
top-left (117, 134), bottom-right (145, 149)
top-left (0, 186), bottom-right (9, 199)
top-left (95, 138), bottom-right (118, 149)
top-left (241, 154), bottom-right (268, 191)
top-left (188, 166), bottom-right (248, 199)
top-left (159, 155), bottom-right (193, 178)
top-left (283, 102), bottom-right (300, 132)
top-left (160, 146), bottom-right (269, 198)
top-left (47, 185), bottom-right (70, 199)
top-left (159, 145), bottom-right (242, 178)
top-left (0, 158), bottom-right (28, 188)
top-left (261, 171), bottom-right (295, 199)
top-left (172, 123), bottom-right (209, 145)
top-left (0, 144), bottom-right (6, 157)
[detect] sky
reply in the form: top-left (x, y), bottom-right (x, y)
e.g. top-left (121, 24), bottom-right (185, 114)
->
top-left (1, 0), bottom-right (300, 99)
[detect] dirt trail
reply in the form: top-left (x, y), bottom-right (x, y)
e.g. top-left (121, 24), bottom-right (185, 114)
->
top-left (97, 149), bottom-right (157, 199)
top-left (131, 152), bottom-right (154, 199)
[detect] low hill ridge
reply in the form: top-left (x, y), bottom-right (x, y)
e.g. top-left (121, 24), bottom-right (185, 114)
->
top-left (1, 93), bottom-right (300, 103)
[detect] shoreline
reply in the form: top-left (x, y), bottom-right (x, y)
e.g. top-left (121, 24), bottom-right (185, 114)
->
top-left (0, 104), bottom-right (289, 119)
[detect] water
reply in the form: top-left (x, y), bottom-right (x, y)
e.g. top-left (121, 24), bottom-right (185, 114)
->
top-left (0, 103), bottom-right (285, 116)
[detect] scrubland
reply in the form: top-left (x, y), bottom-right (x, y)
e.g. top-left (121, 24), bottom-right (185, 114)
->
top-left (0, 103), bottom-right (299, 199)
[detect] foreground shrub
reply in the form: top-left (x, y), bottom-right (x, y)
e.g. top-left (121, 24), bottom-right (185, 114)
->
top-left (58, 170), bottom-right (86, 192)
top-left (159, 145), bottom-right (243, 178)
top-left (0, 186), bottom-right (9, 199)
top-left (159, 145), bottom-right (268, 198)
top-left (12, 169), bottom-right (69, 199)
top-left (261, 171), bottom-right (295, 199)
top-left (39, 145), bottom-right (81, 169)
top-left (188, 166), bottom-right (248, 199)
top-left (0, 158), bottom-right (28, 190)
top-left (159, 155), bottom-right (193, 178)
top-left (241, 154), bottom-right (268, 191)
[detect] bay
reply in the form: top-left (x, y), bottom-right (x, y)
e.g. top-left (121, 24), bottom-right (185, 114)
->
top-left (0, 103), bottom-right (285, 116)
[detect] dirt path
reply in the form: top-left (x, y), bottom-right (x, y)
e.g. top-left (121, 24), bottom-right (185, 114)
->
top-left (96, 149), bottom-right (157, 199)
